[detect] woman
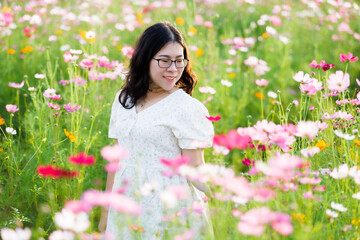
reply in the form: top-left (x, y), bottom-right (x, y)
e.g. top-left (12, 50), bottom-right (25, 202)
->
top-left (99, 22), bottom-right (214, 239)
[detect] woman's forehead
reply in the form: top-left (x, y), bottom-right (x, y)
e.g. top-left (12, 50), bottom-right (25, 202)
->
top-left (155, 42), bottom-right (184, 57)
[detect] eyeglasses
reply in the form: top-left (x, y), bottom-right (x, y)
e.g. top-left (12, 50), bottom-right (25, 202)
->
top-left (153, 58), bottom-right (189, 68)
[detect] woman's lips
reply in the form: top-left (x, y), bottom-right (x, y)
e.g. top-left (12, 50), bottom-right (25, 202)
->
top-left (164, 76), bottom-right (176, 82)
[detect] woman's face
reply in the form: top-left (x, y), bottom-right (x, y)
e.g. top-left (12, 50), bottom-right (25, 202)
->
top-left (149, 42), bottom-right (185, 91)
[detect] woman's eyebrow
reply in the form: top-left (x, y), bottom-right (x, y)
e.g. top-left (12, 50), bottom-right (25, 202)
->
top-left (157, 55), bottom-right (184, 58)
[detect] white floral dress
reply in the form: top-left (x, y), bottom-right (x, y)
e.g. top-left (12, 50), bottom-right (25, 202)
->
top-left (106, 89), bottom-right (214, 239)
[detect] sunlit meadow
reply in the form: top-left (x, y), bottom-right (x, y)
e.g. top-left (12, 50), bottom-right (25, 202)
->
top-left (1, 0), bottom-right (360, 239)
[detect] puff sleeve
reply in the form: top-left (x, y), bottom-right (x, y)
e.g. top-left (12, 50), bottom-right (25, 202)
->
top-left (171, 99), bottom-right (214, 149)
top-left (108, 90), bottom-right (121, 139)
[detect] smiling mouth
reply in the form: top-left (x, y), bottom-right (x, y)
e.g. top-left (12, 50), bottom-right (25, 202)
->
top-left (164, 76), bottom-right (176, 82)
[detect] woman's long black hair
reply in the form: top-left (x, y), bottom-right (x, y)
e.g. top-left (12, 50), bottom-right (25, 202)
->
top-left (119, 22), bottom-right (197, 109)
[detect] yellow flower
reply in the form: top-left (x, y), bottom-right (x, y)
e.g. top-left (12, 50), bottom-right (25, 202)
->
top-left (2, 6), bottom-right (11, 13)
top-left (195, 48), bottom-right (203, 57)
top-left (229, 72), bottom-right (236, 78)
top-left (7, 49), bottom-right (15, 54)
top-left (55, 29), bottom-right (63, 35)
top-left (315, 140), bottom-right (328, 151)
top-left (28, 138), bottom-right (33, 143)
top-left (292, 212), bottom-right (306, 223)
top-left (352, 218), bottom-right (360, 226)
top-left (116, 45), bottom-right (122, 51)
top-left (0, 114), bottom-right (5, 125)
top-left (64, 129), bottom-right (77, 142)
top-left (188, 27), bottom-right (197, 35)
top-left (262, 33), bottom-right (268, 39)
top-left (175, 17), bottom-right (184, 25)
top-left (255, 92), bottom-right (265, 99)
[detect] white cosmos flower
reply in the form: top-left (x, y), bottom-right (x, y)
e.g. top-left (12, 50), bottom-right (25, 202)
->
top-left (48, 230), bottom-right (75, 240)
top-left (267, 91), bottom-right (277, 99)
top-left (326, 209), bottom-right (339, 218)
top-left (34, 73), bottom-right (46, 79)
top-left (6, 127), bottom-right (17, 135)
top-left (54, 209), bottom-right (90, 233)
top-left (69, 49), bottom-right (83, 55)
top-left (331, 202), bottom-right (347, 212)
top-left (1, 228), bottom-right (31, 240)
top-left (334, 129), bottom-right (355, 140)
top-left (330, 164), bottom-right (349, 179)
top-left (301, 147), bottom-right (320, 158)
top-left (353, 192), bottom-right (360, 200)
top-left (221, 79), bottom-right (233, 87)
top-left (159, 191), bottom-right (177, 208)
top-left (85, 31), bottom-right (96, 39)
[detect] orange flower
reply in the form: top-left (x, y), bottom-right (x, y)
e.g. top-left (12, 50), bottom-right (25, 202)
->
top-left (0, 148), bottom-right (3, 152)
top-left (64, 129), bottom-right (76, 142)
top-left (128, 225), bottom-right (145, 233)
top-left (175, 17), bottom-right (184, 25)
top-left (0, 115), bottom-right (5, 125)
top-left (262, 33), bottom-right (268, 39)
top-left (55, 29), bottom-right (63, 35)
top-left (7, 49), bottom-right (15, 54)
top-left (20, 46), bottom-right (33, 54)
top-left (255, 92), bottom-right (265, 99)
top-left (315, 140), bottom-right (328, 151)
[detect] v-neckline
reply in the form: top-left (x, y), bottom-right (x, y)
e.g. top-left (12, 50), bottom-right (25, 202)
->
top-left (134, 89), bottom-right (182, 115)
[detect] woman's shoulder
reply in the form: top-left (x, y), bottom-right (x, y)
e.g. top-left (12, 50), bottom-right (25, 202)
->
top-left (175, 89), bottom-right (209, 114)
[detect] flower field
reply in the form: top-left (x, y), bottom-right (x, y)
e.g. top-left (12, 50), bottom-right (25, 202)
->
top-left (1, 0), bottom-right (360, 239)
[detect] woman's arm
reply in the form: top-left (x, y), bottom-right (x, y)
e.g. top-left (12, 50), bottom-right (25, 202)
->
top-left (98, 141), bottom-right (117, 232)
top-left (181, 148), bottom-right (211, 196)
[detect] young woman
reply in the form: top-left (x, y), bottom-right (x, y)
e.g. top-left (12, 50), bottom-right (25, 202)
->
top-left (99, 22), bottom-right (214, 239)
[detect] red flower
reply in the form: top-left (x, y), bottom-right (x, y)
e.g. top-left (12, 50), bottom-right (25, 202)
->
top-left (69, 152), bottom-right (96, 166)
top-left (37, 165), bottom-right (78, 178)
top-left (340, 52), bottom-right (358, 62)
top-left (242, 158), bottom-right (255, 166)
top-left (206, 115), bottom-right (222, 122)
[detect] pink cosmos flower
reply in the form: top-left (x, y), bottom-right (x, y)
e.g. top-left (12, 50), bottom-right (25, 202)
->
top-left (295, 121), bottom-right (319, 139)
top-left (204, 21), bottom-right (213, 28)
top-left (47, 102), bottom-right (60, 110)
top-left (292, 100), bottom-right (299, 106)
top-left (237, 207), bottom-right (273, 236)
top-left (5, 104), bottom-right (19, 113)
top-left (63, 103), bottom-right (81, 113)
top-left (327, 70), bottom-right (350, 93)
top-left (269, 15), bottom-right (282, 26)
top-left (69, 152), bottom-right (95, 166)
top-left (79, 59), bottom-right (94, 69)
top-left (121, 46), bottom-right (134, 58)
top-left (309, 106), bottom-right (314, 111)
top-left (271, 213), bottom-right (293, 235)
top-left (255, 79), bottom-right (269, 86)
top-left (340, 52), bottom-right (358, 62)
top-left (161, 156), bottom-right (190, 169)
top-left (299, 79), bottom-right (323, 95)
top-left (213, 130), bottom-right (252, 150)
top-left (253, 187), bottom-right (276, 203)
top-left (309, 60), bottom-right (335, 71)
top-left (206, 115), bottom-right (221, 121)
top-left (167, 185), bottom-right (188, 200)
top-left (256, 153), bottom-right (305, 181)
top-left (101, 144), bottom-right (129, 172)
top-left (269, 131), bottom-right (296, 152)
top-left (65, 200), bottom-right (92, 214)
top-left (293, 71), bottom-right (313, 83)
top-left (44, 89), bottom-right (62, 100)
top-left (63, 52), bottom-right (79, 63)
top-left (9, 81), bottom-right (24, 88)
